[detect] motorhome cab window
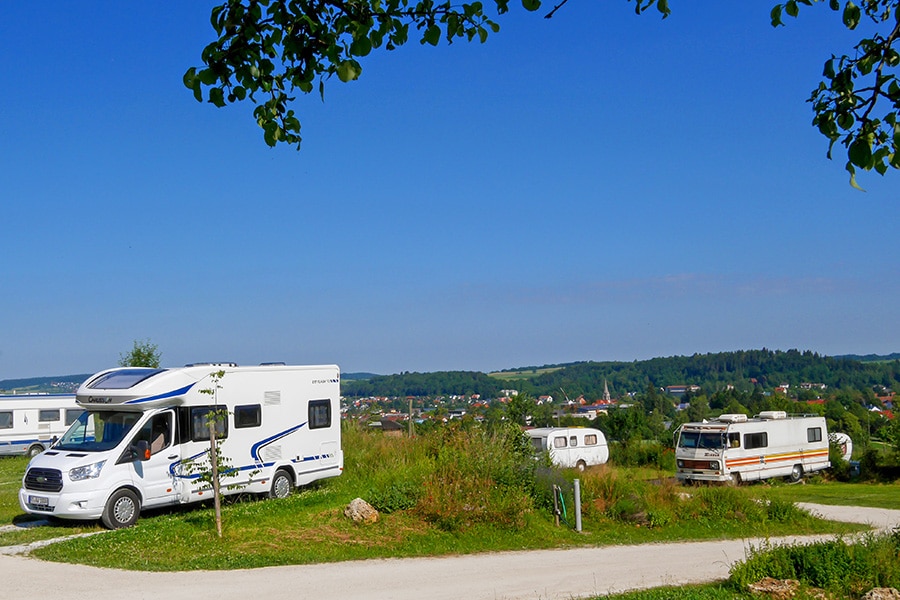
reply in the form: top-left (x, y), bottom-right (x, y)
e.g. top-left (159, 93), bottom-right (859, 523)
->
top-left (744, 432), bottom-right (768, 449)
top-left (0, 412), bottom-right (12, 429)
top-left (584, 434), bottom-right (598, 446)
top-left (308, 400), bottom-right (331, 430)
top-left (39, 410), bottom-right (60, 422)
top-left (235, 405), bottom-right (262, 429)
top-left (190, 406), bottom-right (228, 441)
top-left (808, 427), bottom-right (823, 443)
top-left (553, 437), bottom-right (567, 448)
top-left (65, 409), bottom-right (85, 426)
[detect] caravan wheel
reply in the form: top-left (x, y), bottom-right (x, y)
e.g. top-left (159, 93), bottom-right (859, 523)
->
top-left (101, 488), bottom-right (140, 529)
top-left (788, 465), bottom-right (803, 483)
top-left (26, 444), bottom-right (45, 457)
top-left (269, 469), bottom-right (293, 499)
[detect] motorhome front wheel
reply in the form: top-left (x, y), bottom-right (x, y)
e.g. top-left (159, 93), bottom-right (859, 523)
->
top-left (102, 488), bottom-right (141, 529)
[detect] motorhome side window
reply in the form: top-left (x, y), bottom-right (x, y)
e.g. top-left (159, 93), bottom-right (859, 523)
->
top-left (807, 427), bottom-right (823, 443)
top-left (235, 404), bottom-right (262, 429)
top-left (190, 406), bottom-right (228, 441)
top-left (308, 400), bottom-right (331, 430)
top-left (744, 432), bottom-right (768, 449)
top-left (727, 433), bottom-right (740, 448)
top-left (0, 412), bottom-right (11, 429)
top-left (39, 409), bottom-right (60, 422)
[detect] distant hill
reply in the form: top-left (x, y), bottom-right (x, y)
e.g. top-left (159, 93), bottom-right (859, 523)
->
top-left (342, 349), bottom-right (900, 399)
top-left (0, 374), bottom-right (92, 394)
top-left (342, 372), bottom-right (380, 381)
top-left (834, 353), bottom-right (900, 362)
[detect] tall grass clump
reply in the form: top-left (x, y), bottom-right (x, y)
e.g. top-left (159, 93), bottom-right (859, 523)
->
top-left (413, 421), bottom-right (537, 531)
top-left (339, 422), bottom-right (431, 513)
top-left (730, 529), bottom-right (900, 596)
top-left (339, 421), bottom-right (539, 531)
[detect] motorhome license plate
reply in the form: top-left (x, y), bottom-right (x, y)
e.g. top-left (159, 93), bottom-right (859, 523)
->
top-left (29, 495), bottom-right (48, 506)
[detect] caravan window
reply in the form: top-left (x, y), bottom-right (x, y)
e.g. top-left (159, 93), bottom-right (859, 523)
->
top-left (569, 436), bottom-right (578, 447)
top-left (39, 409), bottom-right (60, 422)
top-left (308, 400), bottom-right (331, 430)
top-left (808, 427), bottom-right (823, 443)
top-left (65, 409), bottom-right (84, 426)
top-left (190, 406), bottom-right (228, 441)
top-left (584, 434), bottom-right (598, 446)
top-left (553, 437), bottom-right (567, 448)
top-left (235, 404), bottom-right (261, 429)
top-left (0, 412), bottom-right (11, 429)
top-left (530, 437), bottom-right (545, 452)
top-left (744, 432), bottom-right (768, 449)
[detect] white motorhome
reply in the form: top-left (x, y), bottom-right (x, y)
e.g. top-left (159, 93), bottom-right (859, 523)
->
top-left (19, 363), bottom-right (343, 528)
top-left (674, 411), bottom-right (830, 484)
top-left (527, 427), bottom-right (609, 471)
top-left (0, 395), bottom-right (83, 457)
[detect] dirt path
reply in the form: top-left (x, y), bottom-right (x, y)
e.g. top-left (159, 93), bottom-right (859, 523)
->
top-left (3, 503), bottom-right (898, 600)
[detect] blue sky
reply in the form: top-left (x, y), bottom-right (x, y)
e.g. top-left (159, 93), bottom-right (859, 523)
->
top-left (1, 2), bottom-right (897, 379)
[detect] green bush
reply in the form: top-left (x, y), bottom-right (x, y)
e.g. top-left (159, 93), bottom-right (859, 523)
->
top-left (731, 531), bottom-right (900, 596)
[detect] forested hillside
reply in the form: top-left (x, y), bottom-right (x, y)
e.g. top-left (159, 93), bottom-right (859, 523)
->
top-left (341, 350), bottom-right (900, 399)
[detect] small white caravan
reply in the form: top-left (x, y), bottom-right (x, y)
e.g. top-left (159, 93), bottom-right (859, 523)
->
top-left (0, 395), bottom-right (83, 457)
top-left (674, 411), bottom-right (830, 484)
top-left (527, 427), bottom-right (609, 470)
top-left (19, 363), bottom-right (343, 528)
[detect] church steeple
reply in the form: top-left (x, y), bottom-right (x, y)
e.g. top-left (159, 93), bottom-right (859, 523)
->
top-left (603, 380), bottom-right (611, 402)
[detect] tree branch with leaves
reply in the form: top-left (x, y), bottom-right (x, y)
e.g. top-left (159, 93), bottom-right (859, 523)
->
top-left (186, 0), bottom-right (900, 186)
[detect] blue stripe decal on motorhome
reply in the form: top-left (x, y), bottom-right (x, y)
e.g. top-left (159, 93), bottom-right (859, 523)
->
top-left (125, 383), bottom-right (195, 405)
top-left (250, 422), bottom-right (307, 463)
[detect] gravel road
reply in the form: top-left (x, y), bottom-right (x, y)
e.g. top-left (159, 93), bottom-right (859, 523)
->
top-left (4, 503), bottom-right (898, 600)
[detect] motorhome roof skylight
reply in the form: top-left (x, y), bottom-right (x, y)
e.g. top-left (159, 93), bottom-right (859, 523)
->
top-left (87, 368), bottom-right (166, 390)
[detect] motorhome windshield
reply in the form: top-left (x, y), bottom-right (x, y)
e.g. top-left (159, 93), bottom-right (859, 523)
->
top-left (54, 410), bottom-right (143, 452)
top-left (678, 430), bottom-right (725, 450)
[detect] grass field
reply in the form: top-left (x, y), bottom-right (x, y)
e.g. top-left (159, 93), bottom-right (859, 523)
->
top-left (0, 423), bottom-right (874, 571)
top-left (487, 367), bottom-right (563, 380)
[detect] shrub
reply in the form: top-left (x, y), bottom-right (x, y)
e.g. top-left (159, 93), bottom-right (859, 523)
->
top-left (731, 531), bottom-right (900, 596)
top-left (412, 422), bottom-right (537, 531)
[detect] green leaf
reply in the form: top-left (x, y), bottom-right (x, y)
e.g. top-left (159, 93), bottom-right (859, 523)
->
top-left (846, 163), bottom-right (866, 191)
top-left (209, 87), bottom-right (226, 107)
top-left (351, 36), bottom-right (373, 56)
top-left (785, 0), bottom-right (799, 18)
top-left (770, 5), bottom-right (783, 27)
top-left (337, 60), bottom-right (362, 82)
top-left (842, 2), bottom-right (860, 29)
top-left (521, 0), bottom-right (541, 12)
top-left (423, 24), bottom-right (441, 46)
top-left (848, 138), bottom-right (872, 168)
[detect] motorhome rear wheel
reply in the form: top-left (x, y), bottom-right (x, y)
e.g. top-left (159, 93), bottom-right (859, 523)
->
top-left (269, 468), bottom-right (293, 499)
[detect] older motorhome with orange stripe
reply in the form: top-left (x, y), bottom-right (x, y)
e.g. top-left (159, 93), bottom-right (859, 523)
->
top-left (674, 411), bottom-right (830, 484)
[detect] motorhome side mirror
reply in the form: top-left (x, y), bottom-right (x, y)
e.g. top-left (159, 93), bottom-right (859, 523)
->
top-left (134, 440), bottom-right (151, 462)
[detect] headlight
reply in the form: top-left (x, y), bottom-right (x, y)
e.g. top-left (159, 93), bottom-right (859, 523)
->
top-left (69, 460), bottom-right (106, 481)
top-left (676, 460), bottom-right (684, 468)
top-left (708, 461), bottom-right (719, 470)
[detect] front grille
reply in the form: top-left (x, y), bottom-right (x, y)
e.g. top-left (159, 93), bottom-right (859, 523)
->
top-left (24, 468), bottom-right (63, 492)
